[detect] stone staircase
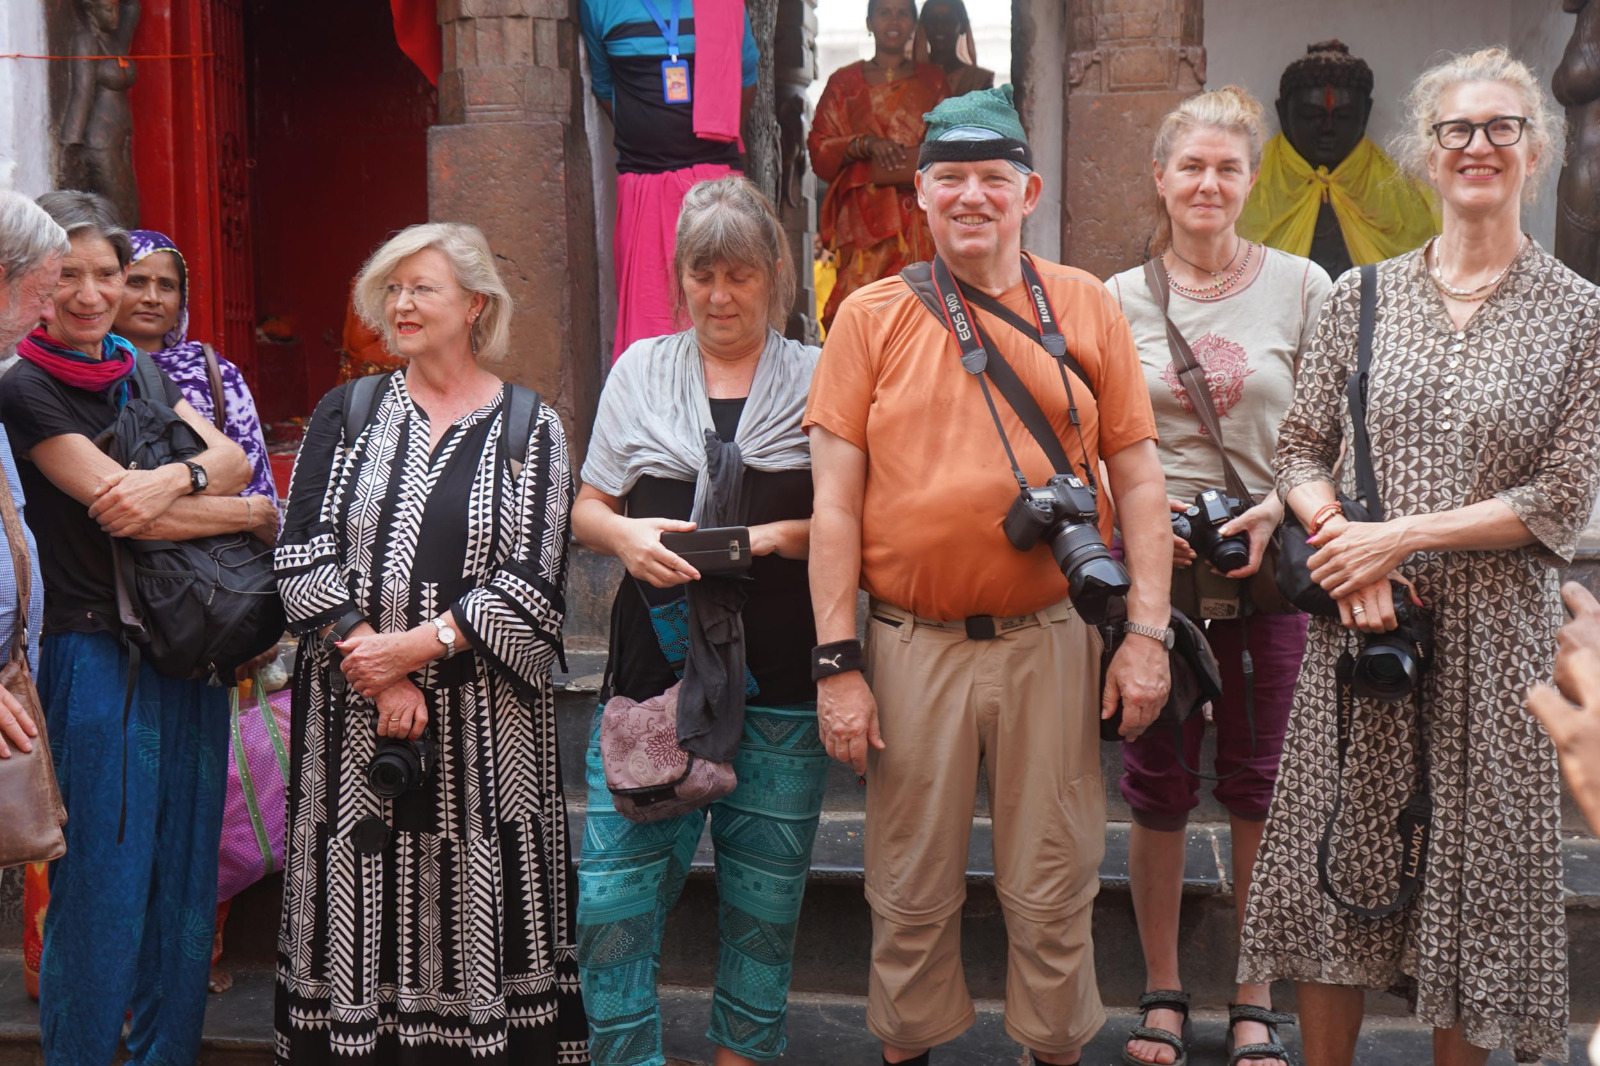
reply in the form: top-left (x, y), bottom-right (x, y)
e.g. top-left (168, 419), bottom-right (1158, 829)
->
top-left (0, 543), bottom-right (1594, 1063)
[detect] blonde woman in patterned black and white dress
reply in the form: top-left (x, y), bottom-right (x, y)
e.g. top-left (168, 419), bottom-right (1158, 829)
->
top-left (274, 223), bottom-right (587, 1065)
top-left (1239, 48), bottom-right (1600, 1065)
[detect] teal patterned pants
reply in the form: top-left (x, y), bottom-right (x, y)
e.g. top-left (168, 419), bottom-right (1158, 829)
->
top-left (577, 701), bottom-right (829, 1066)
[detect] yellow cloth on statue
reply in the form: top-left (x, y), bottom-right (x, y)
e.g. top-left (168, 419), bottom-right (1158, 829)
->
top-left (1239, 134), bottom-right (1438, 265)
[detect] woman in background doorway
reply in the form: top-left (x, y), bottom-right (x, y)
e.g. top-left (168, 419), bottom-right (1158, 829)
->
top-left (807, 0), bottom-right (946, 329)
top-left (915, 0), bottom-right (992, 97)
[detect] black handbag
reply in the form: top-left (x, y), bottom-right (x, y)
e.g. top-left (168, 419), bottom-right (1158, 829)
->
top-left (1097, 600), bottom-right (1224, 753)
top-left (1274, 264), bottom-right (1382, 618)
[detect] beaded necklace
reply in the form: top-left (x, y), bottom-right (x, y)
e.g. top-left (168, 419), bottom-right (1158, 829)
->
top-left (1426, 234), bottom-right (1528, 302)
top-left (1165, 240), bottom-right (1256, 301)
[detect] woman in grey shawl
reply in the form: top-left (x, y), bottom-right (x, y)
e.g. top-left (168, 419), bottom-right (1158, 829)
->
top-left (572, 176), bottom-right (828, 1066)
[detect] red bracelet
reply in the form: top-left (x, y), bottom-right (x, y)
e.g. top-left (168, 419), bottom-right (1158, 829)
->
top-left (1308, 502), bottom-right (1344, 536)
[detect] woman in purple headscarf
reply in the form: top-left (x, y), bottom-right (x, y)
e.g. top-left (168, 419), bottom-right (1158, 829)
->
top-left (115, 230), bottom-right (276, 504)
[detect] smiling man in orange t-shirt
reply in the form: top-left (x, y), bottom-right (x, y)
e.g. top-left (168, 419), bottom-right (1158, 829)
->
top-left (804, 86), bottom-right (1174, 1066)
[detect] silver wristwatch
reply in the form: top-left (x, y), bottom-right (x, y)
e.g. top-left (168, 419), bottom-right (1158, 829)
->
top-left (1124, 620), bottom-right (1175, 650)
top-left (430, 616), bottom-right (459, 658)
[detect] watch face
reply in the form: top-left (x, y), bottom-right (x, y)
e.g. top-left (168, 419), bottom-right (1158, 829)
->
top-left (438, 626), bottom-right (457, 644)
top-left (191, 463), bottom-right (208, 491)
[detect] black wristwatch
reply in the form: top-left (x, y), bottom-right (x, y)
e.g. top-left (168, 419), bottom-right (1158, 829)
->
top-left (182, 460), bottom-right (208, 495)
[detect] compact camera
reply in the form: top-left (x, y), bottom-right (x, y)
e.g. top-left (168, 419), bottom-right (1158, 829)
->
top-left (1353, 585), bottom-right (1435, 703)
top-left (1002, 473), bottom-right (1130, 626)
top-left (1171, 489), bottom-right (1252, 574)
top-left (367, 725), bottom-right (437, 798)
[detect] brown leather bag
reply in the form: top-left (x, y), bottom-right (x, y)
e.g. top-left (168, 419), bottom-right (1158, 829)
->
top-left (0, 463), bottom-right (66, 868)
top-left (1143, 258), bottom-right (1296, 616)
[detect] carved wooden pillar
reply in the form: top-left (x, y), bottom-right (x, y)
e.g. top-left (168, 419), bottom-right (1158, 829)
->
top-left (430, 0), bottom-right (602, 462)
top-left (775, 0), bottom-right (817, 343)
top-left (1062, 0), bottom-right (1204, 278)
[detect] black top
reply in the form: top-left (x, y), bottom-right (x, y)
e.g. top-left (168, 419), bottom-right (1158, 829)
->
top-left (610, 396), bottom-right (816, 704)
top-left (606, 45), bottom-right (741, 174)
top-left (0, 359), bottom-right (185, 633)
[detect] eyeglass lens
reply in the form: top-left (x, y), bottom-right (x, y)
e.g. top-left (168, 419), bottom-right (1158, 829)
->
top-left (1435, 117), bottom-right (1525, 150)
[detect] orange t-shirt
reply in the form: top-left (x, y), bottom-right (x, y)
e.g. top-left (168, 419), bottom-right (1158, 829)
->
top-left (803, 254), bottom-right (1157, 620)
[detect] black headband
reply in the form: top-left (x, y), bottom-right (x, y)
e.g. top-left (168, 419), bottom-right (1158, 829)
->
top-left (917, 136), bottom-right (1033, 171)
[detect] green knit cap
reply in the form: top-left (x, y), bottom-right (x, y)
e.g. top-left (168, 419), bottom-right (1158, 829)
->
top-left (918, 84), bottom-right (1032, 172)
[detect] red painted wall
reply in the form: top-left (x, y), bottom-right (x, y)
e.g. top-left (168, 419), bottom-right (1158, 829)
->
top-left (245, 0), bottom-right (435, 424)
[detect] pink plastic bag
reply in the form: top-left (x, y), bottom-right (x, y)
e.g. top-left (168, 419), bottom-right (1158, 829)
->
top-left (218, 682), bottom-right (291, 901)
top-left (600, 681), bottom-right (736, 824)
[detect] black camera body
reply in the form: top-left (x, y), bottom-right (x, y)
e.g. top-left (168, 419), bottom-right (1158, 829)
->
top-left (367, 725), bottom-right (437, 798)
top-left (1353, 585), bottom-right (1435, 703)
top-left (1002, 473), bottom-right (1130, 625)
top-left (1171, 489), bottom-right (1251, 574)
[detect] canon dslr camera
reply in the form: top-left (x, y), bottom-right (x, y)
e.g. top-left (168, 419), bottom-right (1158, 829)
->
top-left (367, 725), bottom-right (437, 798)
top-left (1353, 584), bottom-right (1434, 703)
top-left (1002, 473), bottom-right (1130, 625)
top-left (1171, 489), bottom-right (1251, 574)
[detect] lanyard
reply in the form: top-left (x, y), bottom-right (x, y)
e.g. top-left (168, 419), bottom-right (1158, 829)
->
top-left (638, 0), bottom-right (683, 60)
top-left (929, 255), bottom-right (1096, 490)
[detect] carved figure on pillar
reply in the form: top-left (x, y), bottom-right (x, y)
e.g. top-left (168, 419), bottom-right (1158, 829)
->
top-left (1238, 41), bottom-right (1436, 278)
top-left (1556, 0), bottom-right (1600, 283)
top-left (579, 0), bottom-right (761, 360)
top-left (59, 0), bottom-right (141, 228)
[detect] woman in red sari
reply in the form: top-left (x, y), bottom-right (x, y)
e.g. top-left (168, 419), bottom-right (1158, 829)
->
top-left (808, 0), bottom-right (947, 328)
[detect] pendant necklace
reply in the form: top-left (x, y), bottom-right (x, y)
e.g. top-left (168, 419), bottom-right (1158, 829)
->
top-left (870, 57), bottom-right (906, 82)
top-left (1427, 234), bottom-right (1528, 301)
top-left (1167, 239), bottom-right (1255, 300)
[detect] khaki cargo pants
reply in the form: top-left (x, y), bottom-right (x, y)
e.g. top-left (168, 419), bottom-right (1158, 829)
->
top-left (862, 598), bottom-right (1106, 1057)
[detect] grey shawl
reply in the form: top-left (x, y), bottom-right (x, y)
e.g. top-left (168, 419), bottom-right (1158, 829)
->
top-left (583, 328), bottom-right (818, 761)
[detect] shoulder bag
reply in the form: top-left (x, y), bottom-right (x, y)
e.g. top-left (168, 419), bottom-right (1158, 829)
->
top-left (1142, 257), bottom-right (1294, 616)
top-left (0, 461), bottom-right (66, 868)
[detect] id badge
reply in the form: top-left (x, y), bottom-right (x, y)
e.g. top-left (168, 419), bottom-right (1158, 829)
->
top-left (661, 58), bottom-right (691, 103)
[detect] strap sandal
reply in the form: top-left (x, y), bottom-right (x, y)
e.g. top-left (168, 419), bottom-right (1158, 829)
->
top-left (1122, 988), bottom-right (1191, 1066)
top-left (1226, 1003), bottom-right (1296, 1065)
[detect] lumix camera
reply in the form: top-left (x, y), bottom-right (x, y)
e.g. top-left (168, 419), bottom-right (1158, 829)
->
top-left (1002, 473), bottom-right (1130, 625)
top-left (367, 725), bottom-right (437, 798)
top-left (1170, 489), bottom-right (1251, 574)
top-left (1353, 584), bottom-right (1435, 703)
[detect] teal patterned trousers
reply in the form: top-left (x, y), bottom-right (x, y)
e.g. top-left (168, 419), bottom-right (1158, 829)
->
top-left (576, 701), bottom-right (829, 1065)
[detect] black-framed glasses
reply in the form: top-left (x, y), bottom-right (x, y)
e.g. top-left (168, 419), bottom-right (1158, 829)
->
top-left (1431, 116), bottom-right (1528, 150)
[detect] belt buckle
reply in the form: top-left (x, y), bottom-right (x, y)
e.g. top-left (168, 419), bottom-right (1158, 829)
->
top-left (964, 615), bottom-right (997, 641)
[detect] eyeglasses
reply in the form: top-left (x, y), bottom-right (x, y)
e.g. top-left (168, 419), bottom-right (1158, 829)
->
top-left (383, 283), bottom-right (452, 302)
top-left (1430, 116), bottom-right (1528, 150)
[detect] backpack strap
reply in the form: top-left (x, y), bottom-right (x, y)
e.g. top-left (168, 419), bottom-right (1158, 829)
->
top-left (130, 352), bottom-right (167, 402)
top-left (200, 343), bottom-right (227, 432)
top-left (342, 372), bottom-right (393, 447)
top-left (500, 383), bottom-right (541, 480)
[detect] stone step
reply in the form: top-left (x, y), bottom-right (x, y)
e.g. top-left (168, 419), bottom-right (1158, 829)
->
top-left (0, 957), bottom-right (1587, 1066)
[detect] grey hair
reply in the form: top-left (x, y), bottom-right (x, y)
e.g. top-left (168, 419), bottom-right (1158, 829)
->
top-left (35, 189), bottom-right (132, 267)
top-left (352, 222), bottom-right (511, 364)
top-left (1149, 85), bottom-right (1268, 254)
top-left (672, 176), bottom-right (794, 330)
top-left (1392, 47), bottom-right (1565, 202)
top-left (0, 191), bottom-right (70, 288)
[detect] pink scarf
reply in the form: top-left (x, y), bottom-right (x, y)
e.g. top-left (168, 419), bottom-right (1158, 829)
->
top-left (16, 327), bottom-right (139, 393)
top-left (692, 0), bottom-right (744, 147)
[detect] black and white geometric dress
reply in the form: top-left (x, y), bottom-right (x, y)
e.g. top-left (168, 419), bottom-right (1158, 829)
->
top-left (273, 371), bottom-right (588, 1065)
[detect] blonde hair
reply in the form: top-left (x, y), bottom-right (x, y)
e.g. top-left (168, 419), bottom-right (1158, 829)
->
top-left (672, 176), bottom-right (795, 330)
top-left (1393, 47), bottom-right (1565, 203)
top-left (352, 222), bottom-right (511, 363)
top-left (1148, 85), bottom-right (1267, 254)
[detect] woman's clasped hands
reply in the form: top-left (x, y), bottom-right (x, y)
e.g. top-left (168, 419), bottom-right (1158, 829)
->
top-left (1306, 514), bottom-right (1424, 633)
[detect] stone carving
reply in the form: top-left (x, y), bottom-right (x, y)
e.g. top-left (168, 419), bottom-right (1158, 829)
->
top-left (59, 0), bottom-right (141, 227)
top-left (1275, 41), bottom-right (1374, 277)
top-left (1556, 0), bottom-right (1600, 284)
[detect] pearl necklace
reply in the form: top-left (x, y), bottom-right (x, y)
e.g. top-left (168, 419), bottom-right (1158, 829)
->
top-left (1166, 240), bottom-right (1256, 301)
top-left (1426, 234), bottom-right (1528, 302)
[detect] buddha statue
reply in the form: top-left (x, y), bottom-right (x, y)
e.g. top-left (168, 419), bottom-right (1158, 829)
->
top-left (1239, 41), bottom-right (1436, 277)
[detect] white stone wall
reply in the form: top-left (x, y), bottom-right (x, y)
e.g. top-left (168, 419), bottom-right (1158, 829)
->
top-left (1205, 0), bottom-right (1573, 248)
top-left (0, 0), bottom-right (52, 195)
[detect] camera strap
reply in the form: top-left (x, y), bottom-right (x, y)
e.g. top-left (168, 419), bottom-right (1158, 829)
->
top-left (1141, 257), bottom-right (1255, 507)
top-left (1316, 650), bottom-right (1431, 918)
top-left (910, 255), bottom-right (1096, 490)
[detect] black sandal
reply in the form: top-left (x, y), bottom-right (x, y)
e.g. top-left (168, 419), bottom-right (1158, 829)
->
top-left (1122, 988), bottom-right (1190, 1066)
top-left (1226, 1003), bottom-right (1295, 1065)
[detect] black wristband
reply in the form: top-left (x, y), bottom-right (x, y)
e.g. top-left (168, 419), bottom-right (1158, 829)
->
top-left (324, 608), bottom-right (366, 650)
top-left (811, 639), bottom-right (864, 681)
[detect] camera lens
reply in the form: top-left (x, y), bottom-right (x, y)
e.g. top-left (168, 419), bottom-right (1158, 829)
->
top-left (1211, 535), bottom-right (1251, 574)
top-left (367, 742), bottom-right (422, 798)
top-left (1049, 522), bottom-right (1130, 626)
top-left (1353, 640), bottom-right (1422, 703)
